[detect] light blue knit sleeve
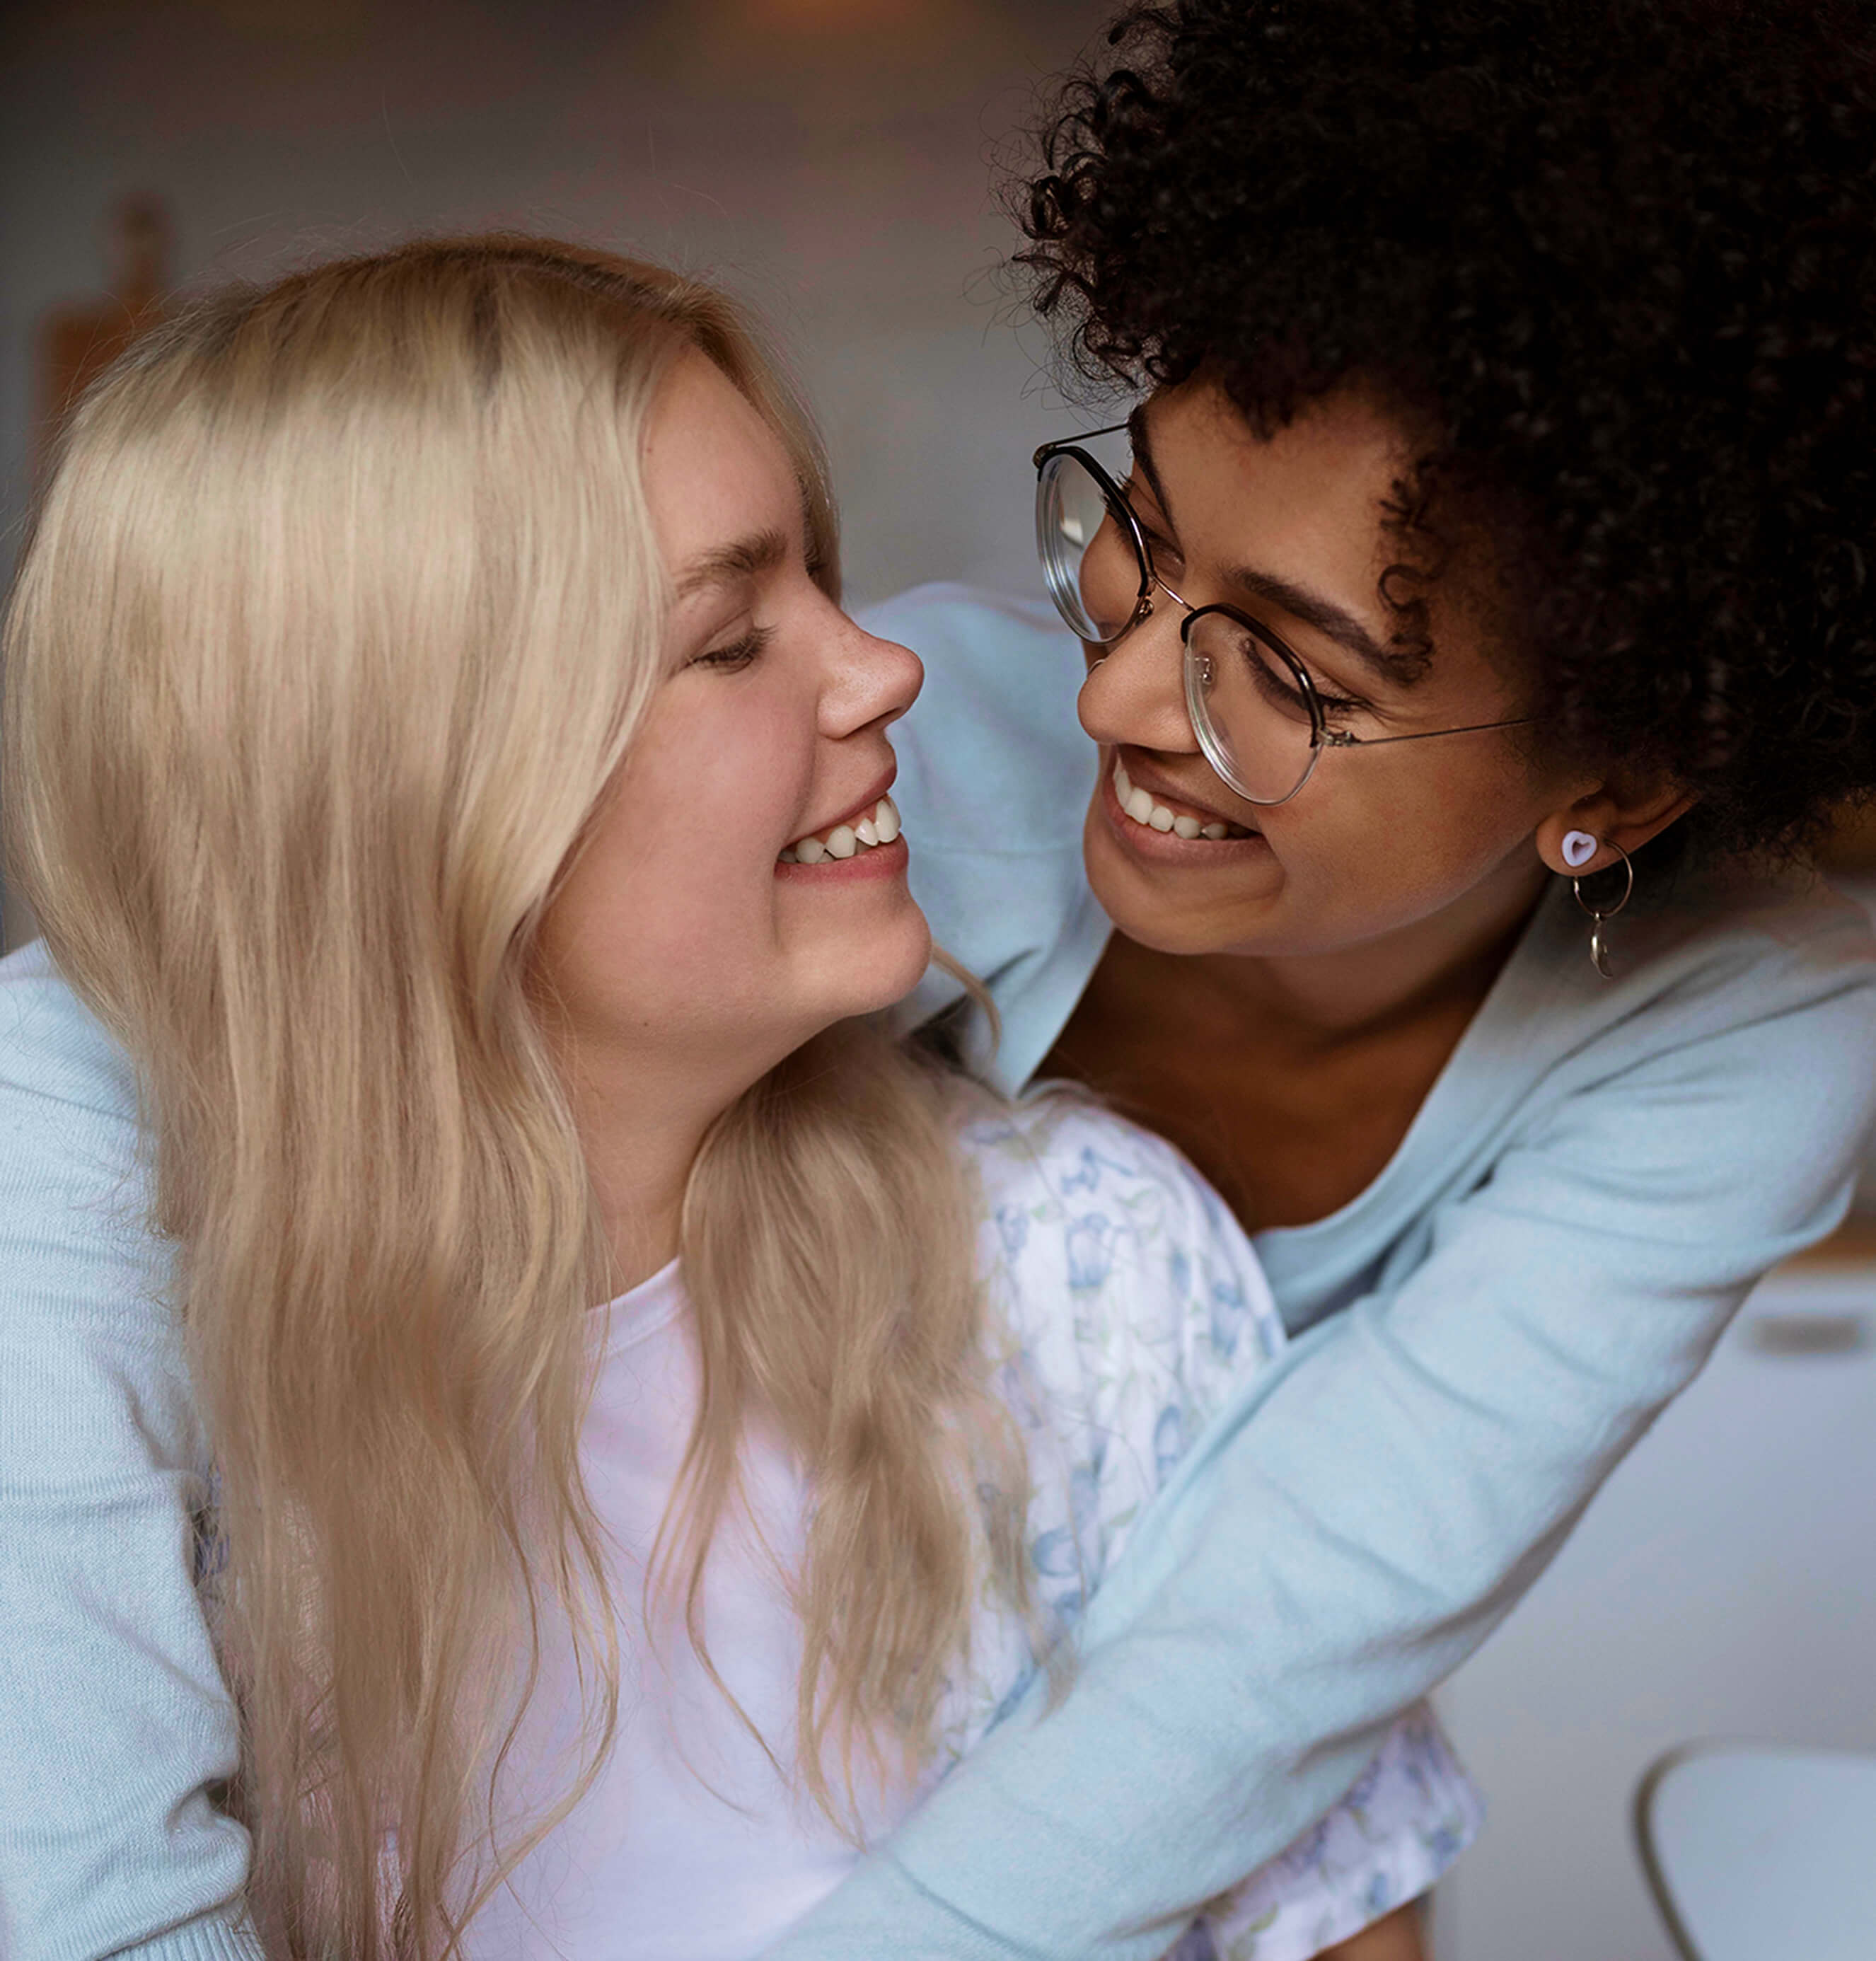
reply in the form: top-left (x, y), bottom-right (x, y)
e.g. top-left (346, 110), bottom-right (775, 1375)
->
top-left (951, 1101), bottom-right (1482, 1960)
top-left (761, 905), bottom-right (1876, 1961)
top-left (863, 584), bottom-right (1108, 1092)
top-left (0, 943), bottom-right (262, 1961)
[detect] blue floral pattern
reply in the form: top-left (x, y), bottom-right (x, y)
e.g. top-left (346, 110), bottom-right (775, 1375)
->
top-left (943, 1095), bottom-right (1482, 1961)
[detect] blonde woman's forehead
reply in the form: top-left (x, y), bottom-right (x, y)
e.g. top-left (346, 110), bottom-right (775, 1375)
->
top-left (645, 352), bottom-right (806, 582)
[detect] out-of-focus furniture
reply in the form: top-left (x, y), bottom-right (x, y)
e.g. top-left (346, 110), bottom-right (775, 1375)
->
top-left (37, 195), bottom-right (170, 472)
top-left (1431, 1259), bottom-right (1876, 1961)
top-left (6, 197), bottom-right (173, 954)
top-left (1635, 1742), bottom-right (1876, 1960)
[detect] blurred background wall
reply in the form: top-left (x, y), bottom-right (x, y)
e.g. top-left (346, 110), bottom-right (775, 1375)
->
top-left (0, 0), bottom-right (1116, 949)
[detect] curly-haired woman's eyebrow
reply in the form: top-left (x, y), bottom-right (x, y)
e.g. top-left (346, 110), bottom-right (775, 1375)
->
top-left (1129, 405), bottom-right (1428, 686)
top-left (1224, 562), bottom-right (1432, 687)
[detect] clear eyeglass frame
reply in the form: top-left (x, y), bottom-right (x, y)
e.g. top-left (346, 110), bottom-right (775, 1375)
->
top-left (1033, 422), bottom-right (1535, 807)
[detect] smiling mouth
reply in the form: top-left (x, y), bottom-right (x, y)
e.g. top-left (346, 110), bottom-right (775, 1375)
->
top-left (778, 795), bottom-right (903, 865)
top-left (1111, 758), bottom-right (1253, 840)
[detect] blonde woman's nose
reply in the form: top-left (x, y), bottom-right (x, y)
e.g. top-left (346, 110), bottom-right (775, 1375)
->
top-left (821, 615), bottom-right (924, 735)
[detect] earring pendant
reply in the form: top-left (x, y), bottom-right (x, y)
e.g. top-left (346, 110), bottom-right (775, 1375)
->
top-left (1570, 841), bottom-right (1635, 980)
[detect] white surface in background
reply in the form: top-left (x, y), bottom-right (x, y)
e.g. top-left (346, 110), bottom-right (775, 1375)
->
top-left (1825, 879), bottom-right (1876, 1215)
top-left (1641, 1744), bottom-right (1876, 1961)
top-left (1433, 1263), bottom-right (1876, 1961)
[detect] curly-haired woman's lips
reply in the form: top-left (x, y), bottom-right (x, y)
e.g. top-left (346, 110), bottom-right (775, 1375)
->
top-left (1111, 753), bottom-right (1254, 835)
top-left (1100, 753), bottom-right (1268, 866)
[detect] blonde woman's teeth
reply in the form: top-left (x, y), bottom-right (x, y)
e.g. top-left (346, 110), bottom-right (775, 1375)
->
top-left (1113, 758), bottom-right (1237, 840)
top-left (778, 796), bottom-right (902, 864)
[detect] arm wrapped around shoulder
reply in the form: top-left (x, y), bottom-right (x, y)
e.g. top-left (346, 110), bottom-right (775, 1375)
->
top-left (760, 906), bottom-right (1876, 1961)
top-left (0, 947), bottom-right (263, 1961)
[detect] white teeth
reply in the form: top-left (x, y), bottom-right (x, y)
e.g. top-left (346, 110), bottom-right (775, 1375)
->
top-left (779, 795), bottom-right (902, 865)
top-left (1113, 752), bottom-right (1239, 843)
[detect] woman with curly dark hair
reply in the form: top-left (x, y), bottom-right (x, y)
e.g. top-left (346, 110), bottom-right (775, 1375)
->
top-left (759, 1), bottom-right (1876, 1955)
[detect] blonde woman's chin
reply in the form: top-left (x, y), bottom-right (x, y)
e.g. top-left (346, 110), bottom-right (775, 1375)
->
top-left (785, 881), bottom-right (935, 1031)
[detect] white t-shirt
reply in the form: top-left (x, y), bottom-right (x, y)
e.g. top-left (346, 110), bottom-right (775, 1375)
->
top-left (466, 1101), bottom-right (1480, 1961)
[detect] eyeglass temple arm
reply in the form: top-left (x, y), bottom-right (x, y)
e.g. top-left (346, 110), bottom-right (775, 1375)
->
top-left (1321, 715), bottom-right (1540, 750)
top-left (1032, 422), bottom-right (1135, 470)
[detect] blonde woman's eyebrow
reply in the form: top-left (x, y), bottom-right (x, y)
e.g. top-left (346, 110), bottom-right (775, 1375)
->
top-left (673, 526), bottom-right (789, 602)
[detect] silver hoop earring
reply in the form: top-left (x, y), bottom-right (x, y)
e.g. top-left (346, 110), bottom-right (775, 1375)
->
top-left (1572, 840), bottom-right (1634, 979)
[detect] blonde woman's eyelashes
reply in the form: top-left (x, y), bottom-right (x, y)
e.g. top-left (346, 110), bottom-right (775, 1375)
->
top-left (690, 623), bottom-right (776, 671)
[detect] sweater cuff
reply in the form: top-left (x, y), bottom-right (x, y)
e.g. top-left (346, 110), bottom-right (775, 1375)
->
top-left (106, 1907), bottom-right (266, 1961)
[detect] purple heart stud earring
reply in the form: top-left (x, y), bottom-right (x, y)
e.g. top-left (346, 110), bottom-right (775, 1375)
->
top-left (1565, 836), bottom-right (1635, 978)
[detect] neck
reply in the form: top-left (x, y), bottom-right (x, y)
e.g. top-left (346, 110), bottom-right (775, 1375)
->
top-left (560, 1051), bottom-right (726, 1295)
top-left (1205, 850), bottom-right (1551, 1047)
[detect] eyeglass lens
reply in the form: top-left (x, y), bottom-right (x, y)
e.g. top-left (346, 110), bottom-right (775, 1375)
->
top-left (1036, 450), bottom-right (1147, 643)
top-left (1036, 447), bottom-right (1323, 804)
top-left (1181, 611), bottom-right (1321, 804)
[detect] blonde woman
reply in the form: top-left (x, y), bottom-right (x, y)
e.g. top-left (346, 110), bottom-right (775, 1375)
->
top-left (0, 239), bottom-right (1472, 1961)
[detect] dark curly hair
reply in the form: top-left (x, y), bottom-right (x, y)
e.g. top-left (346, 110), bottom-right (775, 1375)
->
top-left (1015, 0), bottom-right (1876, 856)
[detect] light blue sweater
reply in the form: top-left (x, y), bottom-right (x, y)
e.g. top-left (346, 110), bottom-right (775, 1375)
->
top-left (4, 583), bottom-right (1874, 1961)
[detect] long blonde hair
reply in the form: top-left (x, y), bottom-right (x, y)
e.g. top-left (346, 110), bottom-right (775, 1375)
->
top-left (4, 237), bottom-right (1021, 1957)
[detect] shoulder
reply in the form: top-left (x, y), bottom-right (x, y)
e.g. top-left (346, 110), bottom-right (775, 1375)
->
top-left (961, 1094), bottom-right (1282, 1389)
top-left (0, 937), bottom-right (140, 1133)
top-left (1593, 869), bottom-right (1876, 1217)
top-left (0, 940), bottom-right (181, 1471)
top-left (0, 938), bottom-right (145, 1234)
top-left (1408, 867), bottom-right (1876, 1278)
top-left (1616, 860), bottom-right (1874, 1013)
top-left (962, 1093), bottom-right (1222, 1227)
top-left (0, 950), bottom-right (233, 1957)
top-left (1261, 872), bottom-right (1876, 1323)
top-left (1660, 859), bottom-right (1874, 973)
top-left (0, 936), bottom-right (147, 1273)
top-left (953, 1097), bottom-right (1285, 1662)
top-left (1488, 862), bottom-right (1876, 1101)
top-left (1517, 864), bottom-right (1876, 1169)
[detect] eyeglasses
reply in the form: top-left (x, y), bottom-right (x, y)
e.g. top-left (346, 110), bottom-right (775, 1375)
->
top-left (1033, 424), bottom-right (1534, 807)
